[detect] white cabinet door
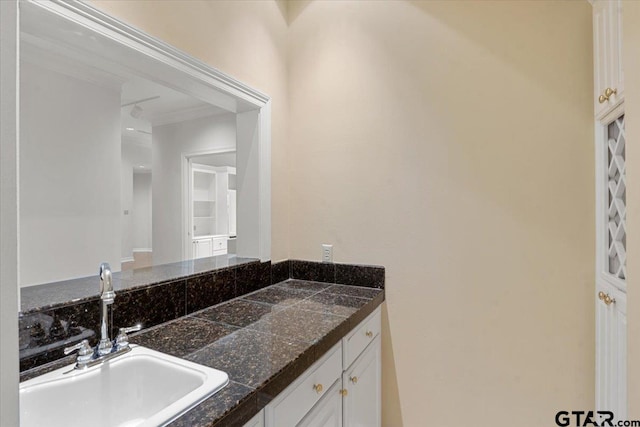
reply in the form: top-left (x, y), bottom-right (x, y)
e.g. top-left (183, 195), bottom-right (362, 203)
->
top-left (596, 281), bottom-right (627, 419)
top-left (193, 238), bottom-right (213, 259)
top-left (593, 0), bottom-right (623, 118)
top-left (298, 380), bottom-right (342, 427)
top-left (343, 336), bottom-right (381, 427)
top-left (243, 410), bottom-right (265, 427)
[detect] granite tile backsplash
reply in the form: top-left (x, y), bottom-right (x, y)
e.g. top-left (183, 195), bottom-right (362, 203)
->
top-left (275, 259), bottom-right (385, 289)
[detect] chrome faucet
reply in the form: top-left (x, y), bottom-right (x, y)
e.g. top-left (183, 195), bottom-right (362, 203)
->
top-left (98, 262), bottom-right (115, 356)
top-left (63, 262), bottom-right (141, 370)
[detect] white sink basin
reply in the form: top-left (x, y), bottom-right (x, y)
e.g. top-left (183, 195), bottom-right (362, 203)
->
top-left (20, 345), bottom-right (228, 427)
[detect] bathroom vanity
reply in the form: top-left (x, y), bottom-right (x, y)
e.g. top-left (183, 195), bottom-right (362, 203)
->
top-left (19, 259), bottom-right (385, 427)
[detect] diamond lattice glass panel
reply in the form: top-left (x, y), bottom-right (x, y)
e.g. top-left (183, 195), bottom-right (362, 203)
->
top-left (607, 115), bottom-right (626, 280)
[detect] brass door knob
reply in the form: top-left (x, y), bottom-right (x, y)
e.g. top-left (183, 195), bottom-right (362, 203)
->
top-left (599, 94), bottom-right (607, 104)
top-left (365, 331), bottom-right (373, 338)
top-left (598, 291), bottom-right (606, 301)
top-left (340, 389), bottom-right (348, 396)
top-left (313, 383), bottom-right (323, 394)
top-left (350, 376), bottom-right (358, 384)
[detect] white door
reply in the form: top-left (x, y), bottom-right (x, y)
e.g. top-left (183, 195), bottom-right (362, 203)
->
top-left (342, 336), bottom-right (381, 427)
top-left (193, 238), bottom-right (213, 259)
top-left (596, 281), bottom-right (627, 420)
top-left (298, 380), bottom-right (342, 427)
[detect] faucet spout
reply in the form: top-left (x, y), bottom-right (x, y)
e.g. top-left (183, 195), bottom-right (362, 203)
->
top-left (98, 262), bottom-right (115, 356)
top-left (99, 262), bottom-right (115, 302)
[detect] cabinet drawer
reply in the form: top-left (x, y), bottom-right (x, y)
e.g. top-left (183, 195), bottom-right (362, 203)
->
top-left (212, 237), bottom-right (227, 251)
top-left (343, 307), bottom-right (381, 369)
top-left (266, 343), bottom-right (342, 427)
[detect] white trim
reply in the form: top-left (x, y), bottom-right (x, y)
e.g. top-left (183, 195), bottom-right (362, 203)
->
top-left (120, 257), bottom-right (135, 264)
top-left (22, 1), bottom-right (270, 107)
top-left (0, 1), bottom-right (20, 425)
top-left (182, 147), bottom-right (237, 261)
top-left (133, 248), bottom-right (152, 253)
top-left (20, 32), bottom-right (126, 92)
top-left (151, 104), bottom-right (228, 127)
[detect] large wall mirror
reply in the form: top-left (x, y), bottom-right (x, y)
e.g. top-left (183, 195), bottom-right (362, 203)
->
top-left (18, 2), bottom-right (271, 303)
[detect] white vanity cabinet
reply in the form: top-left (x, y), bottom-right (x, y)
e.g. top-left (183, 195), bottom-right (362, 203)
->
top-left (244, 410), bottom-right (265, 427)
top-left (592, 0), bottom-right (624, 119)
top-left (298, 380), bottom-right (343, 427)
top-left (258, 306), bottom-right (382, 427)
top-left (342, 336), bottom-right (381, 427)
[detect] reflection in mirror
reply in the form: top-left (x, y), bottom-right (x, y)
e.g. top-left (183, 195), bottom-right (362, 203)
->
top-left (20, 30), bottom-right (237, 288)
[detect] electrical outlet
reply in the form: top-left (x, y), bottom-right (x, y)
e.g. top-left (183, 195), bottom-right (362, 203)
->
top-left (322, 244), bottom-right (333, 263)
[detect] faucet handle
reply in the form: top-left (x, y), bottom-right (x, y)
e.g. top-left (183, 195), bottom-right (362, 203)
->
top-left (115, 324), bottom-right (142, 350)
top-left (64, 339), bottom-right (94, 366)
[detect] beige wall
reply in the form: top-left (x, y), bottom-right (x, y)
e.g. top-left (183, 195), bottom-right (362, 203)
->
top-left (93, 1), bottom-right (595, 425)
top-left (288, 1), bottom-right (593, 425)
top-left (624, 0), bottom-right (640, 418)
top-left (90, 0), bottom-right (291, 261)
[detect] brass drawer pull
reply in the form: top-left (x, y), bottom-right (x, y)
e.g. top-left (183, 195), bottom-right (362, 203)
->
top-left (313, 383), bottom-right (323, 394)
top-left (340, 389), bottom-right (348, 396)
top-left (365, 331), bottom-right (373, 338)
top-left (598, 291), bottom-right (606, 300)
top-left (350, 376), bottom-right (358, 384)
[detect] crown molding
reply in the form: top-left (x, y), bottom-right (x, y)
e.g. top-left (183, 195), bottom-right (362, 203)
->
top-left (151, 104), bottom-right (230, 127)
top-left (21, 33), bottom-right (126, 92)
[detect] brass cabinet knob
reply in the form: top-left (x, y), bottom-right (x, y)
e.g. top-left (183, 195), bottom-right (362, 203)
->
top-left (340, 389), bottom-right (348, 396)
top-left (598, 291), bottom-right (615, 306)
top-left (350, 376), bottom-right (358, 384)
top-left (598, 87), bottom-right (618, 104)
top-left (365, 331), bottom-right (373, 338)
top-left (604, 294), bottom-right (616, 306)
top-left (313, 384), bottom-right (323, 394)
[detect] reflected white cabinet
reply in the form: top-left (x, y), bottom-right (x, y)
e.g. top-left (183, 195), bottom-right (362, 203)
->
top-left (193, 237), bottom-right (213, 259)
top-left (342, 335), bottom-right (381, 427)
top-left (189, 163), bottom-right (235, 258)
top-left (192, 236), bottom-right (228, 259)
top-left (596, 281), bottom-right (627, 419)
top-left (592, 0), bottom-right (624, 118)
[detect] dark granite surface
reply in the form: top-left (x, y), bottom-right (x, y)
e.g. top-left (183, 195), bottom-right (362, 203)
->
top-left (18, 259), bottom-right (269, 371)
top-left (285, 259), bottom-right (385, 289)
top-left (20, 278), bottom-right (384, 427)
top-left (20, 255), bottom-right (259, 313)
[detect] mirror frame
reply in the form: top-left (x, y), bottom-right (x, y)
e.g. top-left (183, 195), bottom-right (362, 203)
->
top-left (1, 1), bottom-right (271, 422)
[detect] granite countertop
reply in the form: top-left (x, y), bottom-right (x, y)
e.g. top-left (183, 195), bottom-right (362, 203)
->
top-left (21, 279), bottom-right (384, 427)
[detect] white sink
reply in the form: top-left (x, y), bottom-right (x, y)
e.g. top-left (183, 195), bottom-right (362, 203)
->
top-left (20, 345), bottom-right (228, 427)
